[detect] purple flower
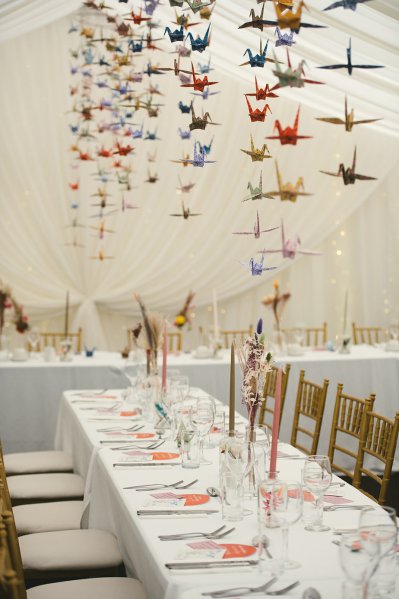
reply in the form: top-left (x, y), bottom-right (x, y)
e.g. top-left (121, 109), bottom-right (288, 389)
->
top-left (256, 318), bottom-right (263, 335)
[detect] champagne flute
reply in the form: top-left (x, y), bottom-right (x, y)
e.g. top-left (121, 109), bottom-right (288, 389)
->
top-left (302, 455), bottom-right (332, 532)
top-left (189, 397), bottom-right (214, 465)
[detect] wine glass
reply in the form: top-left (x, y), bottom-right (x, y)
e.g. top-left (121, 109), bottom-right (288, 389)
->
top-left (268, 480), bottom-right (303, 568)
top-left (359, 506), bottom-right (398, 597)
top-left (340, 533), bottom-right (380, 599)
top-left (170, 375), bottom-right (190, 402)
top-left (302, 455), bottom-right (332, 532)
top-left (189, 397), bottom-right (214, 465)
top-left (28, 327), bottom-right (40, 357)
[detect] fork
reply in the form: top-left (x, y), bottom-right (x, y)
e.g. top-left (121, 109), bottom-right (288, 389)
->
top-left (136, 478), bottom-right (198, 492)
top-left (159, 525), bottom-right (228, 540)
top-left (324, 505), bottom-right (372, 512)
top-left (110, 440), bottom-right (165, 451)
top-left (202, 576), bottom-right (278, 597)
top-left (204, 580), bottom-right (299, 598)
top-left (96, 425), bottom-right (143, 433)
top-left (159, 527), bottom-right (235, 541)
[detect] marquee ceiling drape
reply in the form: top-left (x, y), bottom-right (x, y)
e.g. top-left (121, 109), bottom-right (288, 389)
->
top-left (0, 0), bottom-right (398, 347)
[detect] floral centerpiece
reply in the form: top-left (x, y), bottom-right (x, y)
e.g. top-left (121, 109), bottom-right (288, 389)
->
top-left (0, 280), bottom-right (30, 347)
top-left (174, 291), bottom-right (195, 329)
top-left (133, 293), bottom-right (164, 376)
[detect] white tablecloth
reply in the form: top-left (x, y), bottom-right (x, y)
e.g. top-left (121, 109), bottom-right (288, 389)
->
top-left (55, 390), bottom-right (398, 599)
top-left (1, 346), bottom-right (398, 454)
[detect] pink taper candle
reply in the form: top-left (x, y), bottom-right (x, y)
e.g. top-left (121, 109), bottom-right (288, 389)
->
top-left (161, 320), bottom-right (167, 392)
top-left (269, 367), bottom-right (282, 477)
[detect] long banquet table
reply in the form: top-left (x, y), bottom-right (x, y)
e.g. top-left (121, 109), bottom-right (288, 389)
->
top-left (55, 389), bottom-right (398, 599)
top-left (1, 345), bottom-right (399, 456)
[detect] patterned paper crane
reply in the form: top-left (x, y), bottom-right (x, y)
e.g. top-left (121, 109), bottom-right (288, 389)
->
top-left (273, 49), bottom-right (324, 88)
top-left (318, 38), bottom-right (384, 76)
top-left (242, 172), bottom-right (275, 201)
top-left (233, 211), bottom-right (279, 238)
top-left (241, 135), bottom-right (272, 162)
top-left (259, 220), bottom-right (321, 259)
top-left (245, 96), bottom-right (272, 122)
top-left (267, 161), bottom-right (313, 202)
top-left (320, 147), bottom-right (377, 185)
top-left (316, 96), bottom-right (381, 132)
top-left (266, 106), bottom-right (312, 145)
top-left (246, 77), bottom-right (279, 100)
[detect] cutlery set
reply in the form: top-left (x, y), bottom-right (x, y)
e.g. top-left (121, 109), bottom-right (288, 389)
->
top-left (202, 578), bottom-right (300, 597)
top-left (96, 424), bottom-right (144, 433)
top-left (108, 440), bottom-right (165, 451)
top-left (138, 509), bottom-right (219, 517)
top-left (125, 479), bottom-right (198, 491)
top-left (159, 525), bottom-right (235, 541)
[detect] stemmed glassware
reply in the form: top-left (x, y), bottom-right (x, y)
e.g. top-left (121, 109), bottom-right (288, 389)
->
top-left (189, 396), bottom-right (215, 465)
top-left (268, 480), bottom-right (303, 569)
top-left (340, 533), bottom-right (380, 599)
top-left (302, 455), bottom-right (332, 532)
top-left (28, 327), bottom-right (40, 357)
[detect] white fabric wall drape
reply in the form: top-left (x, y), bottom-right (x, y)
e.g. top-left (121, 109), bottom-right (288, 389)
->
top-left (0, 3), bottom-right (398, 349)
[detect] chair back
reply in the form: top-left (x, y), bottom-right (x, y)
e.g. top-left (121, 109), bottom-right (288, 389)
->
top-left (0, 444), bottom-right (27, 599)
top-left (290, 370), bottom-right (329, 455)
top-left (221, 326), bottom-right (253, 349)
top-left (282, 323), bottom-right (327, 347)
top-left (258, 364), bottom-right (291, 431)
top-left (39, 328), bottom-right (82, 353)
top-left (327, 385), bottom-right (376, 481)
top-left (352, 323), bottom-right (382, 345)
top-left (168, 332), bottom-right (182, 353)
top-left (353, 411), bottom-right (399, 505)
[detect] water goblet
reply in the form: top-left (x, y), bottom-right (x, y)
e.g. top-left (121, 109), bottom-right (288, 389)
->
top-left (302, 455), bottom-right (332, 532)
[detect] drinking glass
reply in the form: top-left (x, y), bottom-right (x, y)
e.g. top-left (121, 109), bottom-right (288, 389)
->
top-left (208, 407), bottom-right (225, 448)
top-left (220, 469), bottom-right (244, 521)
top-left (170, 375), bottom-right (190, 401)
top-left (28, 327), bottom-right (40, 357)
top-left (359, 506), bottom-right (398, 597)
top-left (180, 429), bottom-right (200, 469)
top-left (189, 397), bottom-right (214, 465)
top-left (257, 515), bottom-right (286, 577)
top-left (251, 425), bottom-right (270, 478)
top-left (302, 455), bottom-right (332, 532)
top-left (340, 533), bottom-right (380, 599)
top-left (268, 480), bottom-right (303, 568)
top-left (123, 361), bottom-right (138, 402)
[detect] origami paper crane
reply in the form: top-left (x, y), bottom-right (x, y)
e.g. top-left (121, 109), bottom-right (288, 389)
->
top-left (197, 137), bottom-right (213, 155)
top-left (145, 170), bottom-right (159, 183)
top-left (242, 172), bottom-right (275, 201)
top-left (174, 43), bottom-right (192, 57)
top-left (241, 40), bottom-right (278, 67)
top-left (170, 200), bottom-right (202, 219)
top-left (189, 106), bottom-right (219, 131)
top-left (241, 135), bottom-right (272, 162)
top-left (178, 128), bottom-right (191, 139)
top-left (275, 27), bottom-right (295, 46)
top-left (318, 38), bottom-right (384, 75)
top-left (239, 5), bottom-right (272, 31)
top-left (113, 141), bottom-right (134, 156)
top-left (316, 96), bottom-right (381, 132)
top-left (144, 62), bottom-right (166, 76)
top-left (120, 196), bottom-right (140, 211)
top-left (266, 106), bottom-right (312, 145)
top-left (91, 187), bottom-right (110, 200)
top-left (176, 176), bottom-right (196, 193)
top-left (186, 24), bottom-right (211, 53)
top-left (233, 211), bottom-right (279, 238)
top-left (124, 8), bottom-right (151, 25)
top-left (144, 129), bottom-right (161, 141)
top-left (144, 0), bottom-right (160, 16)
top-left (242, 256), bottom-right (277, 276)
top-left (262, 280), bottom-right (291, 329)
top-left (90, 221), bottom-right (116, 239)
top-left (68, 181), bottom-right (79, 191)
top-left (117, 173), bottom-right (134, 190)
top-left (164, 24), bottom-right (185, 42)
top-left (140, 97), bottom-right (164, 117)
top-left (65, 238), bottom-right (85, 249)
top-left (90, 250), bottom-right (115, 261)
top-left (178, 100), bottom-right (193, 113)
top-left (246, 96), bottom-right (272, 122)
top-left (198, 1), bottom-right (216, 20)
top-left (174, 11), bottom-right (200, 30)
top-left (77, 150), bottom-right (94, 161)
top-left (175, 142), bottom-right (216, 167)
top-left (92, 167), bottom-right (112, 183)
top-left (320, 147), bottom-right (377, 185)
top-left (273, 51), bottom-right (323, 89)
top-left (259, 220), bottom-right (321, 259)
top-left (267, 161), bottom-right (313, 202)
top-left (66, 218), bottom-right (86, 230)
top-left (246, 77), bottom-right (279, 100)
top-left (323, 0), bottom-right (372, 11)
top-left (159, 57), bottom-right (194, 78)
top-left (191, 88), bottom-right (219, 101)
top-left (185, 0), bottom-right (212, 14)
top-left (272, 0), bottom-right (326, 32)
top-left (130, 124), bottom-right (144, 139)
top-left (128, 38), bottom-right (143, 53)
top-left (197, 57), bottom-right (213, 73)
top-left (171, 152), bottom-right (191, 166)
top-left (181, 62), bottom-right (218, 91)
top-left (169, 0), bottom-right (184, 6)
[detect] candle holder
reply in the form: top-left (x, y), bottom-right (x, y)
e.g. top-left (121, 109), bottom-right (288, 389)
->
top-left (59, 338), bottom-right (73, 362)
top-left (338, 333), bottom-right (351, 354)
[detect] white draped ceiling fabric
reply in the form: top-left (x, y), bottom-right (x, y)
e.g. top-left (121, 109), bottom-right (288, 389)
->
top-left (0, 0), bottom-right (398, 349)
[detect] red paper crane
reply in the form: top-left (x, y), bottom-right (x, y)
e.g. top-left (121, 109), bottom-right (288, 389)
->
top-left (68, 182), bottom-right (79, 191)
top-left (246, 77), bottom-right (279, 101)
top-left (125, 8), bottom-right (150, 25)
top-left (245, 96), bottom-right (272, 122)
top-left (113, 141), bottom-right (134, 156)
top-left (78, 150), bottom-right (94, 161)
top-left (266, 106), bottom-right (312, 146)
top-left (180, 62), bottom-right (218, 92)
top-left (98, 146), bottom-right (114, 158)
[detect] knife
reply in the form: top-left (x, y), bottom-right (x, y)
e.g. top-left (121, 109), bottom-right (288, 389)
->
top-left (113, 462), bottom-right (180, 467)
top-left (165, 559), bottom-right (258, 570)
top-left (138, 509), bottom-right (219, 516)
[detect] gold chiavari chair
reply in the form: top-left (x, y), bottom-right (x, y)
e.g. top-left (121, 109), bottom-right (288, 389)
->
top-left (168, 332), bottom-right (182, 352)
top-left (327, 385), bottom-right (376, 481)
top-left (282, 323), bottom-right (328, 347)
top-left (353, 411), bottom-right (399, 505)
top-left (352, 323), bottom-right (382, 346)
top-left (221, 325), bottom-right (253, 349)
top-left (258, 365), bottom-right (291, 431)
top-left (290, 370), bottom-right (329, 456)
top-left (39, 328), bottom-right (82, 353)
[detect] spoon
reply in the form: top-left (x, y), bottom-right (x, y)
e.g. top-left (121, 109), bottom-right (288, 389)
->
top-left (206, 487), bottom-right (222, 499)
top-left (252, 534), bottom-right (273, 559)
top-left (302, 587), bottom-right (321, 599)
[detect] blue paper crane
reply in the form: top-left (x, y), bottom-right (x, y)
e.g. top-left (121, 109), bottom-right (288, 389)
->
top-left (318, 38), bottom-right (384, 76)
top-left (164, 24), bottom-right (185, 43)
top-left (186, 24), bottom-right (211, 53)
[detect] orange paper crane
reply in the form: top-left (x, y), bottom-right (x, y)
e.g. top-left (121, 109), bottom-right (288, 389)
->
top-left (90, 249), bottom-right (115, 261)
top-left (316, 96), bottom-right (381, 133)
top-left (245, 96), bottom-right (272, 122)
top-left (273, 0), bottom-right (325, 32)
top-left (246, 77), bottom-right (279, 101)
top-left (180, 62), bottom-right (218, 92)
top-left (241, 134), bottom-right (272, 162)
top-left (266, 106), bottom-right (312, 145)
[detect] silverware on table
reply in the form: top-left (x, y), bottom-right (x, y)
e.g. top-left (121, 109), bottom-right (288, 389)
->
top-left (109, 439), bottom-right (165, 451)
top-left (138, 509), bottom-right (219, 516)
top-left (202, 576), bottom-right (277, 597)
top-left (135, 479), bottom-right (199, 492)
top-left (323, 505), bottom-right (373, 512)
top-left (165, 559), bottom-right (258, 570)
top-left (115, 462), bottom-right (180, 468)
top-left (159, 525), bottom-right (235, 541)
